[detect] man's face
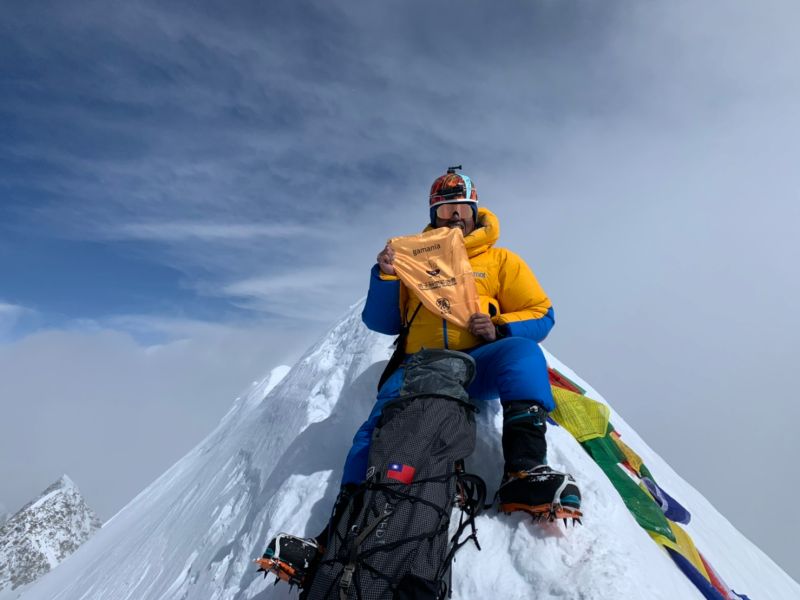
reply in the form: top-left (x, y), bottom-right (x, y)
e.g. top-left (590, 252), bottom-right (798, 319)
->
top-left (434, 202), bottom-right (476, 235)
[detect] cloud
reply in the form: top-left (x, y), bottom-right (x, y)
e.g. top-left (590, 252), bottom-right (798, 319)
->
top-left (110, 221), bottom-right (335, 242)
top-left (0, 303), bottom-right (36, 338)
top-left (220, 268), bottom-right (363, 321)
top-left (5, 1), bottom-right (618, 331)
top-left (0, 316), bottom-right (311, 521)
top-left (0, 303), bottom-right (27, 318)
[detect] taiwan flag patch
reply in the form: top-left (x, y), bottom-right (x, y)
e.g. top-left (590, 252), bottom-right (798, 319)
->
top-left (387, 463), bottom-right (416, 484)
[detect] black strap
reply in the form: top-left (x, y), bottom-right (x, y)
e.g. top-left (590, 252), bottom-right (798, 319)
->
top-left (376, 301), bottom-right (423, 390)
top-left (339, 510), bottom-right (394, 599)
top-left (320, 469), bottom-right (486, 600)
top-left (436, 473), bottom-right (486, 584)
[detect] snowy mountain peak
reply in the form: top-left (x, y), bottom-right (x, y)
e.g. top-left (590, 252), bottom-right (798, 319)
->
top-left (15, 303), bottom-right (800, 599)
top-left (27, 476), bottom-right (76, 508)
top-left (0, 475), bottom-right (101, 595)
top-left (55, 475), bottom-right (75, 489)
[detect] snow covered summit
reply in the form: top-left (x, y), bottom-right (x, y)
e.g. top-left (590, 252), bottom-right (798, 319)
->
top-left (0, 475), bottom-right (101, 595)
top-left (16, 303), bottom-right (800, 599)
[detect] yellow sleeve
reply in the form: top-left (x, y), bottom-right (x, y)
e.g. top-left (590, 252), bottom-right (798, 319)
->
top-left (493, 249), bottom-right (552, 325)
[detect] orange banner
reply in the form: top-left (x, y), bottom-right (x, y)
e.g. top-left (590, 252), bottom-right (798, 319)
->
top-left (389, 228), bottom-right (480, 328)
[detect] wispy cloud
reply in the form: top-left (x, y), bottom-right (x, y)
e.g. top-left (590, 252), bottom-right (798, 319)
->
top-left (0, 303), bottom-right (27, 316)
top-left (220, 268), bottom-right (363, 321)
top-left (0, 303), bottom-right (35, 338)
top-left (2, 1), bottom-right (625, 330)
top-left (224, 269), bottom-right (340, 297)
top-left (99, 312), bottom-right (290, 343)
top-left (110, 221), bottom-right (334, 242)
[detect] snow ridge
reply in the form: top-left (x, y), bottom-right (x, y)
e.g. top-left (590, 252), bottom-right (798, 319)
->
top-left (16, 303), bottom-right (800, 599)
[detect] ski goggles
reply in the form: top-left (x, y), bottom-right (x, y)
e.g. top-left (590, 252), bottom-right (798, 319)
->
top-left (433, 202), bottom-right (475, 220)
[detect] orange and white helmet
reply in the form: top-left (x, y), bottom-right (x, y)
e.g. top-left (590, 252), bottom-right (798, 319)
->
top-left (429, 166), bottom-right (478, 224)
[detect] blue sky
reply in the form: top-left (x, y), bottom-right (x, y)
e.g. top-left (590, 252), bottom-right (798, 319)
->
top-left (2, 0), bottom-right (799, 582)
top-left (0, 0), bottom-right (633, 340)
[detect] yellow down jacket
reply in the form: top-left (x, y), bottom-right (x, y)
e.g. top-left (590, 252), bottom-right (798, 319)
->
top-left (362, 207), bottom-right (554, 353)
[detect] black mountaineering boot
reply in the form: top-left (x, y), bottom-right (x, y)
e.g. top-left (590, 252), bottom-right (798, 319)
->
top-left (498, 401), bottom-right (582, 524)
top-left (498, 465), bottom-right (582, 524)
top-left (501, 401), bottom-right (548, 473)
top-left (256, 484), bottom-right (357, 591)
top-left (255, 533), bottom-right (321, 587)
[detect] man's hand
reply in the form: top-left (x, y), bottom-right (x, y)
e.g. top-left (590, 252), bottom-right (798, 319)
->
top-left (468, 312), bottom-right (497, 342)
top-left (377, 245), bottom-right (396, 275)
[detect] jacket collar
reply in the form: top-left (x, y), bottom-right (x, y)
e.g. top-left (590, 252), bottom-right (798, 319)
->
top-left (423, 207), bottom-right (499, 258)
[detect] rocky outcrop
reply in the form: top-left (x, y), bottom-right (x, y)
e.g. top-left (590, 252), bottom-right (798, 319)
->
top-left (0, 476), bottom-right (101, 592)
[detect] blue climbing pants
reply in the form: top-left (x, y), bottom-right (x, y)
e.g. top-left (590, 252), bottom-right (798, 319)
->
top-left (341, 337), bottom-right (553, 485)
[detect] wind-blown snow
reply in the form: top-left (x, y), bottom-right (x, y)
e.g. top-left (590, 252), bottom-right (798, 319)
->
top-left (16, 302), bottom-right (800, 599)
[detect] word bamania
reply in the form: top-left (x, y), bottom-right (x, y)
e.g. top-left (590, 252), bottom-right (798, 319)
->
top-left (412, 243), bottom-right (441, 257)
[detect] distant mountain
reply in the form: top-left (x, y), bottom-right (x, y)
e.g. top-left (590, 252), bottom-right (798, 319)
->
top-left (0, 476), bottom-right (101, 595)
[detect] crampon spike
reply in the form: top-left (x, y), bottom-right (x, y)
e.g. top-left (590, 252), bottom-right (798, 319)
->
top-left (499, 502), bottom-right (583, 528)
top-left (254, 534), bottom-right (321, 589)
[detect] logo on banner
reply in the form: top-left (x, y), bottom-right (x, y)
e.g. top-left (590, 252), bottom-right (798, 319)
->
top-left (425, 259), bottom-right (441, 277)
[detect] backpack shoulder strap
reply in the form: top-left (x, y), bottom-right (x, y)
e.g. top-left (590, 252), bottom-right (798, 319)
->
top-left (376, 301), bottom-right (423, 390)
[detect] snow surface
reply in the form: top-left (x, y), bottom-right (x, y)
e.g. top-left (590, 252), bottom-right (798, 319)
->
top-left (15, 302), bottom-right (800, 599)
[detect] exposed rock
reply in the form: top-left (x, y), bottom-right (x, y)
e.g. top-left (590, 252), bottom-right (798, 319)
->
top-left (0, 476), bottom-right (101, 592)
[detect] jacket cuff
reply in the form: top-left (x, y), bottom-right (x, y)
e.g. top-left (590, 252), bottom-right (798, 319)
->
top-left (378, 270), bottom-right (399, 281)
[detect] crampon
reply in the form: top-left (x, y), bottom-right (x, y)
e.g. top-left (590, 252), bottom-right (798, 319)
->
top-left (499, 501), bottom-right (583, 526)
top-left (496, 465), bottom-right (583, 527)
top-left (254, 533), bottom-right (320, 588)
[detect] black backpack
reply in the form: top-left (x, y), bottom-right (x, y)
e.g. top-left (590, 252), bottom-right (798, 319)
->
top-left (306, 349), bottom-right (486, 600)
